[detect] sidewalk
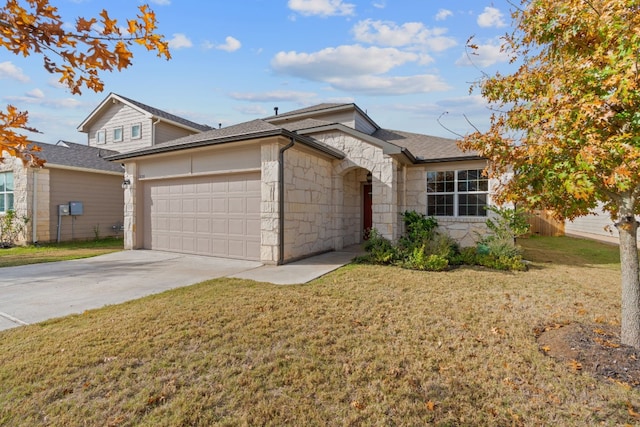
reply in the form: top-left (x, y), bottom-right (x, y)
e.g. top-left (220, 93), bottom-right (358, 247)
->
top-left (230, 245), bottom-right (365, 285)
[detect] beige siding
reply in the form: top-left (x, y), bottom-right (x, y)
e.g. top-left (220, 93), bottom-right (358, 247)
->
top-left (87, 102), bottom-right (153, 153)
top-left (565, 204), bottom-right (619, 242)
top-left (138, 144), bottom-right (261, 180)
top-left (154, 122), bottom-right (197, 145)
top-left (48, 169), bottom-right (123, 241)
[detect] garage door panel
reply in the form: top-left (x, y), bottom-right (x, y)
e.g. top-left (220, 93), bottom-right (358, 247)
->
top-left (144, 172), bottom-right (260, 260)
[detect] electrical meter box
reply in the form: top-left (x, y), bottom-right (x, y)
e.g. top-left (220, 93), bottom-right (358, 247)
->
top-left (69, 201), bottom-right (84, 216)
top-left (58, 204), bottom-right (70, 216)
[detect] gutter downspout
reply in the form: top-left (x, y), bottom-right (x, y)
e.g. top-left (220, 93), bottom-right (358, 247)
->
top-left (31, 169), bottom-right (38, 243)
top-left (278, 137), bottom-right (295, 265)
top-left (151, 117), bottom-right (161, 145)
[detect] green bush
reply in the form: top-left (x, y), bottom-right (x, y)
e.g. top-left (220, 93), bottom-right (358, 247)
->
top-left (363, 228), bottom-right (397, 264)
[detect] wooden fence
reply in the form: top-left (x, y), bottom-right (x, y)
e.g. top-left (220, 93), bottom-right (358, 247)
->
top-left (527, 210), bottom-right (565, 237)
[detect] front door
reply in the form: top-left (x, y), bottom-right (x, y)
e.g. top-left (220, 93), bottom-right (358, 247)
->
top-left (363, 183), bottom-right (372, 239)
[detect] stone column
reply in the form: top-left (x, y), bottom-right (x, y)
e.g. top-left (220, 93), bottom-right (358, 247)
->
top-left (260, 142), bottom-right (280, 264)
top-left (372, 157), bottom-right (399, 241)
top-left (332, 173), bottom-right (344, 250)
top-left (123, 162), bottom-right (137, 249)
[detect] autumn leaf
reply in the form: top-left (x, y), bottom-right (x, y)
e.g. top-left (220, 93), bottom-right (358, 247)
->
top-left (425, 400), bottom-right (436, 411)
top-left (569, 360), bottom-right (582, 372)
top-left (0, 1), bottom-right (171, 163)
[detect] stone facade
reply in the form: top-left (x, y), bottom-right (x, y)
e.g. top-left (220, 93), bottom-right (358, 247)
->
top-left (283, 145), bottom-right (334, 261)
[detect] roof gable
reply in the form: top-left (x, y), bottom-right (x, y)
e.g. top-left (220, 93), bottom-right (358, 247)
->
top-left (264, 103), bottom-right (379, 134)
top-left (77, 93), bottom-right (213, 133)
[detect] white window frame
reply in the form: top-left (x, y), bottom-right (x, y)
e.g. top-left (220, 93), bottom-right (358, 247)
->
top-left (113, 126), bottom-right (123, 143)
top-left (426, 169), bottom-right (489, 217)
top-left (96, 129), bottom-right (106, 145)
top-left (0, 172), bottom-right (14, 213)
top-left (130, 123), bottom-right (142, 140)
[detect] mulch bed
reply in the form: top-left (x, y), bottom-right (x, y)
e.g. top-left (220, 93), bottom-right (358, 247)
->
top-left (537, 322), bottom-right (640, 388)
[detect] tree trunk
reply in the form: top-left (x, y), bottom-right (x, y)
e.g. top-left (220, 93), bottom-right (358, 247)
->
top-left (617, 208), bottom-right (640, 348)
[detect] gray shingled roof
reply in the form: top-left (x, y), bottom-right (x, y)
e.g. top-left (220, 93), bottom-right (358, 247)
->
top-left (154, 119), bottom-right (280, 149)
top-left (115, 94), bottom-right (213, 132)
top-left (263, 103), bottom-right (349, 120)
top-left (371, 128), bottom-right (481, 162)
top-left (106, 119), bottom-right (345, 161)
top-left (35, 141), bottom-right (123, 173)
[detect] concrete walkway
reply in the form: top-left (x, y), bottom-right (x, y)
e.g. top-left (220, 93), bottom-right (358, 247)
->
top-left (231, 246), bottom-right (364, 285)
top-left (0, 247), bottom-right (363, 331)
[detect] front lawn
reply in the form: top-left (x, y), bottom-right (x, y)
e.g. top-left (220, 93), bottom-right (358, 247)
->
top-left (0, 236), bottom-right (637, 426)
top-left (0, 237), bottom-right (123, 268)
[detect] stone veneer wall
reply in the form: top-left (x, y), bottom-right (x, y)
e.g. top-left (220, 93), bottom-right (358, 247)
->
top-left (313, 131), bottom-right (400, 241)
top-left (282, 146), bottom-right (334, 261)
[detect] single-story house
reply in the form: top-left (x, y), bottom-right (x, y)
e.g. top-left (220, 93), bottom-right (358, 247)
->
top-left (0, 141), bottom-right (124, 243)
top-left (92, 98), bottom-right (494, 264)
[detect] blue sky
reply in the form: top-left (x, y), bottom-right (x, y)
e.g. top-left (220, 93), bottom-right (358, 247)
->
top-left (0, 0), bottom-right (516, 145)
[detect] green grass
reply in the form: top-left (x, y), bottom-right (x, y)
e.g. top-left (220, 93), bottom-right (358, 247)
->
top-left (520, 235), bottom-right (620, 267)
top-left (0, 237), bottom-right (123, 268)
top-left (0, 236), bottom-right (637, 426)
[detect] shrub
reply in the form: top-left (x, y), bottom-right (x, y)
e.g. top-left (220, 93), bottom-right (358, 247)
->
top-left (363, 228), bottom-right (397, 264)
top-left (0, 210), bottom-right (30, 248)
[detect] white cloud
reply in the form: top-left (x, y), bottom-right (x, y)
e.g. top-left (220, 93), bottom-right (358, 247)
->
top-left (372, 1), bottom-right (385, 8)
top-left (455, 40), bottom-right (509, 67)
top-left (4, 92), bottom-right (82, 108)
top-left (149, 0), bottom-right (170, 4)
top-left (288, 0), bottom-right (355, 17)
top-left (272, 45), bottom-right (419, 80)
top-left (0, 61), bottom-right (29, 83)
top-left (229, 90), bottom-right (318, 103)
top-left (271, 45), bottom-right (449, 95)
top-left (327, 74), bottom-right (450, 95)
top-left (26, 88), bottom-right (45, 99)
top-left (351, 20), bottom-right (456, 52)
top-left (477, 7), bottom-right (506, 28)
top-left (168, 33), bottom-right (193, 49)
top-left (435, 9), bottom-right (453, 21)
top-left (236, 105), bottom-right (269, 116)
top-left (217, 36), bottom-right (242, 52)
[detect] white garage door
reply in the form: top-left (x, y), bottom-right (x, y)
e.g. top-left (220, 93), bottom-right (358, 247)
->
top-left (143, 172), bottom-right (261, 260)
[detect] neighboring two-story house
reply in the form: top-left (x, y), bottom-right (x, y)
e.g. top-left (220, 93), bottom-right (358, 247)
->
top-left (2, 93), bottom-right (212, 244)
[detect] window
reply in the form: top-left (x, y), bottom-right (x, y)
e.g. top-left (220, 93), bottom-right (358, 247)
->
top-left (131, 123), bottom-right (141, 139)
top-left (427, 169), bottom-right (488, 217)
top-left (113, 127), bottom-right (123, 142)
top-left (0, 172), bottom-right (14, 213)
top-left (96, 130), bottom-right (106, 145)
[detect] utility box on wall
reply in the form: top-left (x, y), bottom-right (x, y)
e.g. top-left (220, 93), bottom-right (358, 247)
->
top-left (69, 201), bottom-right (84, 216)
top-left (58, 204), bottom-right (70, 216)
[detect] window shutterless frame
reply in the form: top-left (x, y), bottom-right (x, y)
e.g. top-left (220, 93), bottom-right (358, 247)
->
top-left (426, 169), bottom-right (488, 217)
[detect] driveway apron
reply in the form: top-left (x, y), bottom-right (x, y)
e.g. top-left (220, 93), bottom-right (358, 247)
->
top-left (0, 250), bottom-right (261, 331)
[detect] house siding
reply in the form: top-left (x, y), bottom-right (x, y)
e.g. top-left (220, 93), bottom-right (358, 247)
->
top-left (87, 102), bottom-right (153, 152)
top-left (48, 169), bottom-right (123, 241)
top-left (154, 122), bottom-right (197, 145)
top-left (565, 203), bottom-right (619, 243)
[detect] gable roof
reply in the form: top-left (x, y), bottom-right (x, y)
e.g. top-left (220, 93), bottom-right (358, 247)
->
top-left (264, 103), bottom-right (380, 130)
top-left (34, 141), bottom-right (123, 173)
top-left (105, 119), bottom-right (345, 161)
top-left (77, 93), bottom-right (213, 133)
top-left (371, 128), bottom-right (482, 163)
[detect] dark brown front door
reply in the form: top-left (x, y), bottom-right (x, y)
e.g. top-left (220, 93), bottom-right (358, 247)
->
top-left (363, 183), bottom-right (372, 239)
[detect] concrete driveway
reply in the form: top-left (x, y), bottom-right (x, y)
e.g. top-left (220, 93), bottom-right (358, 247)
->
top-left (0, 250), bottom-right (261, 331)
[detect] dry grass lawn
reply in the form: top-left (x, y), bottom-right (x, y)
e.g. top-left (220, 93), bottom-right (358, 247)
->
top-left (1, 236), bottom-right (638, 426)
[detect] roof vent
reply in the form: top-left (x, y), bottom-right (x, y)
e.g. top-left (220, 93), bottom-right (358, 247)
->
top-left (218, 123), bottom-right (222, 129)
top-left (274, 107), bottom-right (279, 116)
